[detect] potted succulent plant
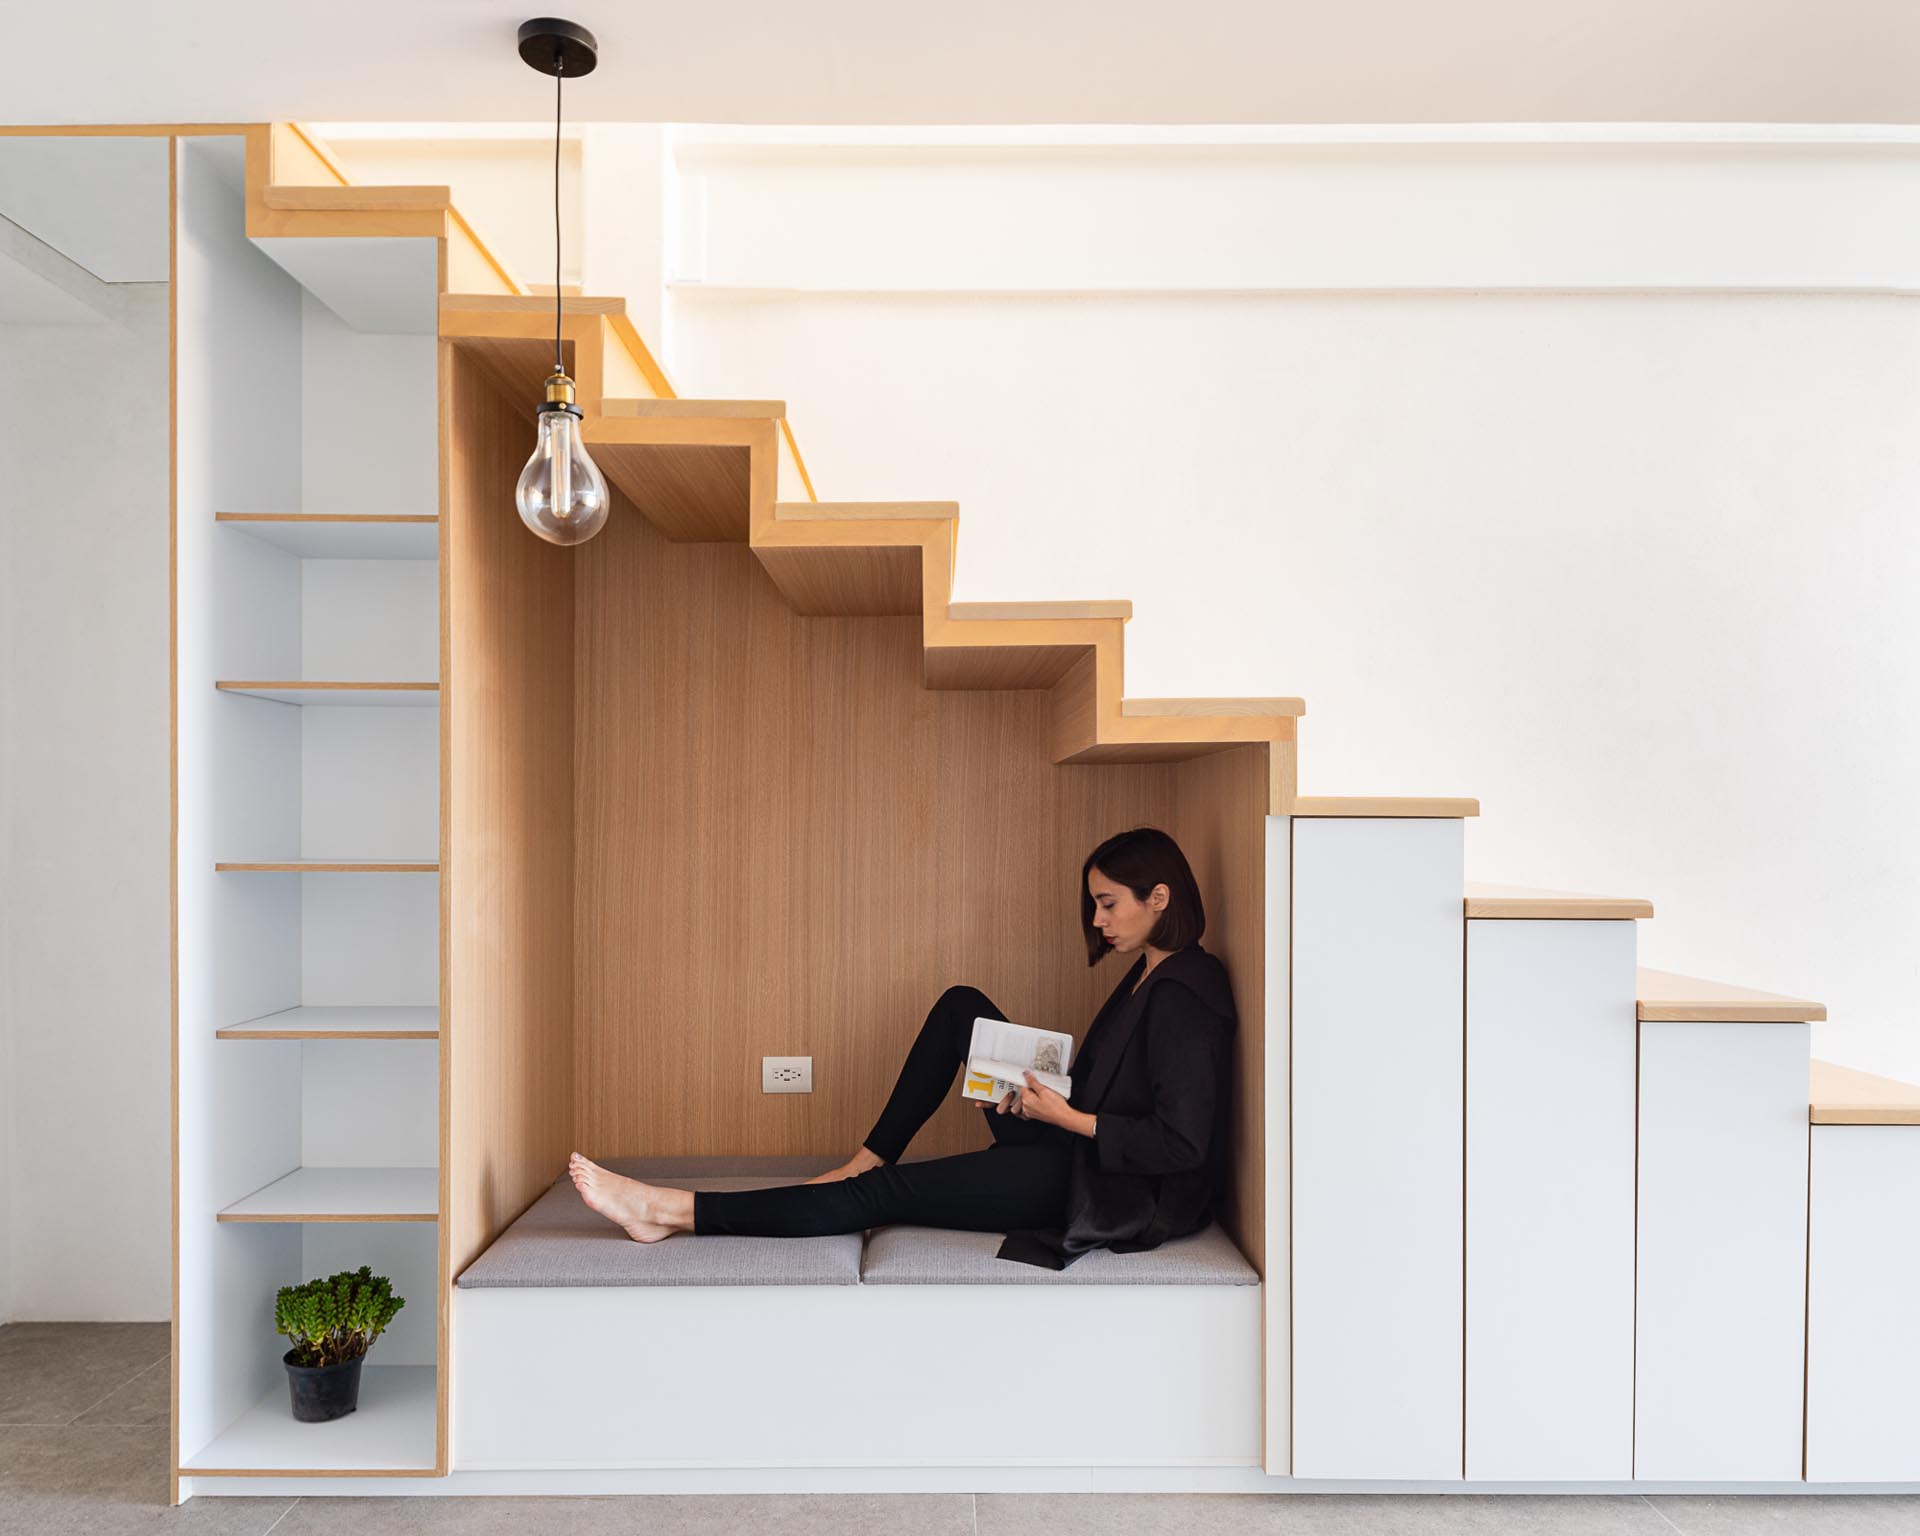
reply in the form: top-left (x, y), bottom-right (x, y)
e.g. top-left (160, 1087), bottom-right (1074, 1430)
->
top-left (274, 1265), bottom-right (406, 1423)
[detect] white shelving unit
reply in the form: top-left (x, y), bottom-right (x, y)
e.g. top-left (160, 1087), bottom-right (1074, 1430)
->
top-left (174, 133), bottom-right (444, 1478)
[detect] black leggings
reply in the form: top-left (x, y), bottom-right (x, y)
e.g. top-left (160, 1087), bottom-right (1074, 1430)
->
top-left (691, 986), bottom-right (1077, 1238)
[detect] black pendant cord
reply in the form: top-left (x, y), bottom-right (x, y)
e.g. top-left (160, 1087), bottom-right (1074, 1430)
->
top-left (553, 54), bottom-right (564, 376)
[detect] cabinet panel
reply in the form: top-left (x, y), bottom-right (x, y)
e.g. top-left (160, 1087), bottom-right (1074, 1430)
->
top-left (1635, 1019), bottom-right (1808, 1481)
top-left (1291, 816), bottom-right (1464, 1480)
top-left (1465, 918), bottom-right (1636, 1479)
top-left (1805, 1124), bottom-right (1920, 1482)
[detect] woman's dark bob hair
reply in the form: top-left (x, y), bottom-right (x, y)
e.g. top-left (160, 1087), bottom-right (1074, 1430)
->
top-left (1080, 826), bottom-right (1206, 966)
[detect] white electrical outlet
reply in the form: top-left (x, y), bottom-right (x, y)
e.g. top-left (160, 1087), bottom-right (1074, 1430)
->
top-left (762, 1056), bottom-right (812, 1094)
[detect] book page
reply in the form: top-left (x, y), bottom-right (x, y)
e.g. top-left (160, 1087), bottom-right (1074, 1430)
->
top-left (962, 1017), bottom-right (1074, 1103)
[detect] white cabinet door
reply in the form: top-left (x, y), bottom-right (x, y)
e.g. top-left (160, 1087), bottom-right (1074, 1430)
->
top-left (1465, 918), bottom-right (1637, 1480)
top-left (1805, 1124), bottom-right (1920, 1483)
top-left (1291, 816), bottom-right (1464, 1480)
top-left (1635, 1019), bottom-right (1808, 1481)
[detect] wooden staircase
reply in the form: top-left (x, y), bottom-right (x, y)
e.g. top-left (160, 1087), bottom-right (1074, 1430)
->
top-left (436, 301), bottom-right (1311, 814)
top-left (215, 120), bottom-right (1920, 1492)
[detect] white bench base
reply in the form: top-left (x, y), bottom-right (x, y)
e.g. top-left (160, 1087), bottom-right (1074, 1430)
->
top-left (453, 1283), bottom-right (1262, 1469)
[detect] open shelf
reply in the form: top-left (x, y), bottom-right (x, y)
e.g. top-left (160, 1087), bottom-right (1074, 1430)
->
top-left (216, 681), bottom-right (439, 707)
top-left (180, 1363), bottom-right (437, 1475)
top-left (215, 860), bottom-right (439, 873)
top-left (176, 134), bottom-right (448, 1499)
top-left (217, 512), bottom-right (439, 560)
top-left (217, 1167), bottom-right (438, 1223)
top-left (218, 1005), bottom-right (439, 1041)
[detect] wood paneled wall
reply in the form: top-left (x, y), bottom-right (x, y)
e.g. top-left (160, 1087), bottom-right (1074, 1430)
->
top-left (1170, 743), bottom-right (1269, 1278)
top-left (445, 348), bottom-right (577, 1274)
top-left (573, 485), bottom-right (1193, 1161)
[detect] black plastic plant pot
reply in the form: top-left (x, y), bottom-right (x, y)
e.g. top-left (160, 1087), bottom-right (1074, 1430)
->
top-left (283, 1348), bottom-right (365, 1423)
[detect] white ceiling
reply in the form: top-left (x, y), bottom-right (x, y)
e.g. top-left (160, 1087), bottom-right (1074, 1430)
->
top-left (4, 0), bottom-right (1920, 126)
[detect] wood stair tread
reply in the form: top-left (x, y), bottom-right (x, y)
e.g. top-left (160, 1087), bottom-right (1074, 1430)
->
top-left (1811, 1060), bottom-right (1920, 1125)
top-left (602, 398), bottom-right (785, 420)
top-left (1465, 882), bottom-right (1655, 919)
top-left (947, 600), bottom-right (1132, 622)
top-left (441, 291), bottom-right (628, 317)
top-left (1637, 967), bottom-right (1826, 1022)
top-left (1292, 796), bottom-right (1481, 818)
top-left (1123, 697), bottom-right (1304, 719)
top-left (264, 183), bottom-right (452, 213)
top-left (774, 500), bottom-right (957, 521)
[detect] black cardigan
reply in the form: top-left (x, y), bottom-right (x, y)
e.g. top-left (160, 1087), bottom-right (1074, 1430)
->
top-left (995, 943), bottom-right (1238, 1270)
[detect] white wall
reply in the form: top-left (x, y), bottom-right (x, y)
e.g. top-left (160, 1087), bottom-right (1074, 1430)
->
top-left (0, 283), bottom-right (172, 1321)
top-left (661, 130), bottom-right (1920, 1084)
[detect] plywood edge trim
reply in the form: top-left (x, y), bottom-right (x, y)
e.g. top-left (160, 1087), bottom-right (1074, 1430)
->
top-left (779, 419), bottom-right (819, 503)
top-left (214, 861), bottom-right (441, 873)
top-left (215, 1212), bottom-right (438, 1223)
top-left (217, 513), bottom-right (438, 525)
top-left (215, 681), bottom-right (440, 691)
top-left (216, 1030), bottom-right (440, 1041)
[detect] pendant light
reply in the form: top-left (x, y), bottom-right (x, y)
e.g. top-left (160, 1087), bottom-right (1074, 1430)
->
top-left (514, 17), bottom-right (610, 545)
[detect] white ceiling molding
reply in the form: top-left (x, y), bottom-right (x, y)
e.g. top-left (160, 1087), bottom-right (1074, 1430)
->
top-left (671, 137), bottom-right (1920, 294)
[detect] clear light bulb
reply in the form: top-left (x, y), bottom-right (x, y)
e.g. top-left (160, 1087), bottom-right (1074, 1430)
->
top-left (516, 372), bottom-right (609, 545)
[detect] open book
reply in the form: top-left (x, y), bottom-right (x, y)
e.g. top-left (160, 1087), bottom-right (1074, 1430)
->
top-left (961, 1016), bottom-right (1075, 1104)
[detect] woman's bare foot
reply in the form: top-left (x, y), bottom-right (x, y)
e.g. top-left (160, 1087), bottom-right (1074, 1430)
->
top-left (804, 1145), bottom-right (886, 1184)
top-left (567, 1153), bottom-right (686, 1243)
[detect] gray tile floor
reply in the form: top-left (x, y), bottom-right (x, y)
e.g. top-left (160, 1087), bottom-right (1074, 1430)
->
top-left (4, 1323), bottom-right (1917, 1534)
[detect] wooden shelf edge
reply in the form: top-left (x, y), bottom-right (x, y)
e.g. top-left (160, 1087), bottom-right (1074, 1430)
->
top-left (215, 862), bottom-right (440, 873)
top-left (217, 1030), bottom-right (440, 1041)
top-left (216, 1212), bottom-right (438, 1223)
top-left (216, 681), bottom-right (440, 692)
top-left (216, 1165), bottom-right (440, 1223)
top-left (216, 513), bottom-right (438, 525)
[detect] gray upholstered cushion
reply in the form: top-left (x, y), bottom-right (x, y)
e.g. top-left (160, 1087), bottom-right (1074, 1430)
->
top-left (455, 1156), bottom-right (862, 1288)
top-left (456, 1157), bottom-right (1260, 1289)
top-left (860, 1219), bottom-right (1259, 1285)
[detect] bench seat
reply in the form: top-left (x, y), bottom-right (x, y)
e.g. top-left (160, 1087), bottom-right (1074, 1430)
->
top-left (455, 1156), bottom-right (861, 1288)
top-left (455, 1155), bottom-right (1258, 1288)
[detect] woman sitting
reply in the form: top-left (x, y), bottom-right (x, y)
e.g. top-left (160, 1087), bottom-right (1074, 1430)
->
top-left (568, 825), bottom-right (1237, 1269)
